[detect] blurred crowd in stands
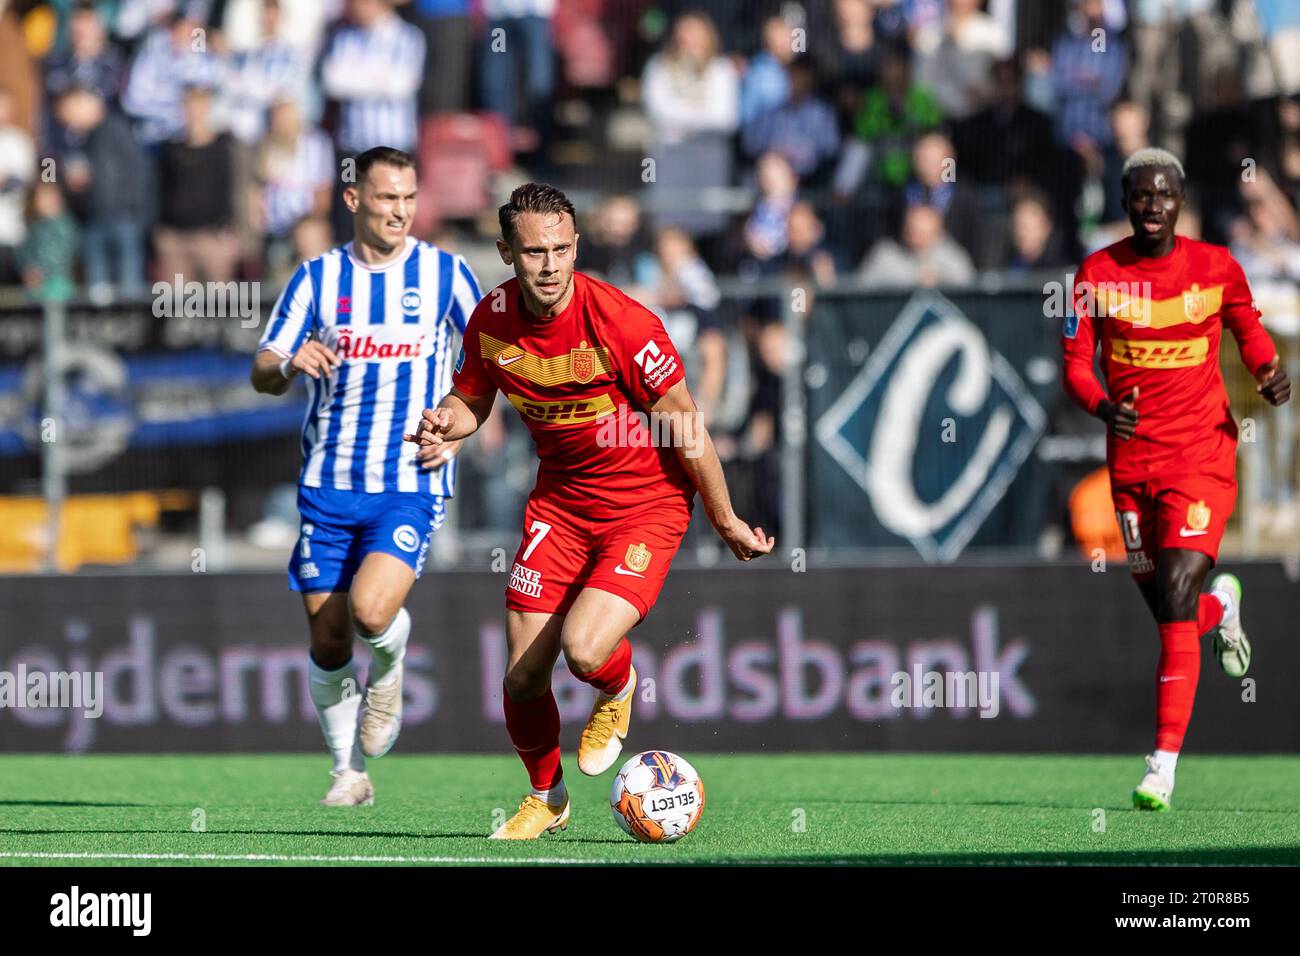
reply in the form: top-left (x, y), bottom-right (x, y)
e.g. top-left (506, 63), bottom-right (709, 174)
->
top-left (1, 0), bottom-right (1299, 547)
top-left (1, 0), bottom-right (1298, 296)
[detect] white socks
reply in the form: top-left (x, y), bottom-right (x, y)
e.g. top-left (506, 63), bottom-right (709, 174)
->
top-left (309, 656), bottom-right (365, 774)
top-left (533, 779), bottom-right (568, 805)
top-left (359, 606), bottom-right (410, 687)
top-left (609, 673), bottom-right (635, 703)
top-left (309, 607), bottom-right (409, 774)
top-left (1152, 749), bottom-right (1179, 777)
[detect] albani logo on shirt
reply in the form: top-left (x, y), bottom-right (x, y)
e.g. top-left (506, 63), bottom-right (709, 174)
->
top-left (334, 327), bottom-right (424, 360)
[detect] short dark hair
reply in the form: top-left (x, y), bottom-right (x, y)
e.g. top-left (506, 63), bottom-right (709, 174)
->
top-left (499, 183), bottom-right (576, 244)
top-left (354, 146), bottom-right (416, 184)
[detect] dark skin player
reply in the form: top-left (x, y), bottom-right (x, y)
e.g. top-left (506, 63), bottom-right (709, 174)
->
top-left (1096, 165), bottom-right (1292, 623)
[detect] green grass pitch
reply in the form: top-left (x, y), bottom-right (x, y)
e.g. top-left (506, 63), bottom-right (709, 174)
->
top-left (1, 754), bottom-right (1298, 866)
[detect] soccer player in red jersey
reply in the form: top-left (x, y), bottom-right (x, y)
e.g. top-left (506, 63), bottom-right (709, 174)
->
top-left (1063, 148), bottom-right (1292, 811)
top-left (405, 184), bottom-right (774, 837)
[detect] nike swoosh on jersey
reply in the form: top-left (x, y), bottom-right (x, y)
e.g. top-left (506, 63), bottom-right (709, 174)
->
top-left (1178, 527), bottom-right (1208, 537)
top-left (1159, 675), bottom-right (1187, 682)
top-left (481, 332), bottom-right (613, 385)
top-left (613, 565), bottom-right (645, 577)
top-left (1097, 284), bottom-right (1224, 328)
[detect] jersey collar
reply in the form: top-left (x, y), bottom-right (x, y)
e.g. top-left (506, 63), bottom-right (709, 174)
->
top-left (345, 236), bottom-right (416, 272)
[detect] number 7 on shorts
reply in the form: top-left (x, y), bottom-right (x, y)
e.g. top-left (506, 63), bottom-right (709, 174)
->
top-left (521, 521), bottom-right (552, 562)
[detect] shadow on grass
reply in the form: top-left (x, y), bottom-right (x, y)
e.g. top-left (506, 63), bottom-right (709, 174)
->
top-left (0, 827), bottom-right (634, 845)
top-left (785, 797), bottom-right (1300, 814)
top-left (0, 799), bottom-right (154, 808)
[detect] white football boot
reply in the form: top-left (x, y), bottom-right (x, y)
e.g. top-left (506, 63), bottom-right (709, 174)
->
top-left (320, 769), bottom-right (375, 807)
top-left (359, 663), bottom-right (403, 758)
top-left (1132, 755), bottom-right (1173, 812)
top-left (1209, 574), bottom-right (1250, 678)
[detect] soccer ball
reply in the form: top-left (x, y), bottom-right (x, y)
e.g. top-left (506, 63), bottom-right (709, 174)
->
top-left (609, 750), bottom-right (705, 843)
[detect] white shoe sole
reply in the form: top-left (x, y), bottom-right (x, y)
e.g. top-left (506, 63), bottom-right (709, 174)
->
top-left (578, 732), bottom-right (625, 776)
top-left (1210, 575), bottom-right (1249, 677)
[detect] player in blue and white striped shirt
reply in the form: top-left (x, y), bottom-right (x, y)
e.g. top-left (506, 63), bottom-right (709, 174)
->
top-left (252, 146), bottom-right (482, 806)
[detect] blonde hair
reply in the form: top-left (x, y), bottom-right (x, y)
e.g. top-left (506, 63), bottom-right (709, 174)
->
top-left (1121, 148), bottom-right (1185, 193)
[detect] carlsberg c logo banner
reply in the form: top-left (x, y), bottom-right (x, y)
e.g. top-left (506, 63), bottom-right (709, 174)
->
top-left (812, 292), bottom-right (1049, 561)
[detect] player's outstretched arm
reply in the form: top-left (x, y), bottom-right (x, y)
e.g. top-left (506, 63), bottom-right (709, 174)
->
top-left (250, 341), bottom-right (341, 396)
top-left (650, 380), bottom-right (775, 562)
top-left (404, 387), bottom-right (494, 449)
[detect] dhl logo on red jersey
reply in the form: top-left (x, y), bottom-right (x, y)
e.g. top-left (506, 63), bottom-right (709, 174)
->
top-left (1110, 336), bottom-right (1209, 369)
top-left (1095, 283), bottom-right (1223, 329)
top-left (506, 392), bottom-right (617, 427)
top-left (481, 332), bottom-right (612, 386)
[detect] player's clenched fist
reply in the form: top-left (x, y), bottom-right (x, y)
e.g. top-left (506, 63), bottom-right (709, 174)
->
top-left (286, 340), bottom-right (341, 380)
top-left (403, 406), bottom-right (454, 447)
top-left (1099, 385), bottom-right (1139, 441)
top-left (714, 513), bottom-right (776, 562)
top-left (1255, 356), bottom-right (1291, 407)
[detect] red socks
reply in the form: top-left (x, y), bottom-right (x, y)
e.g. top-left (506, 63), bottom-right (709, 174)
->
top-left (501, 684), bottom-right (562, 792)
top-left (502, 638), bottom-right (632, 792)
top-left (572, 637), bottom-right (632, 697)
top-left (1154, 621), bottom-right (1200, 753)
top-left (1196, 592), bottom-right (1224, 635)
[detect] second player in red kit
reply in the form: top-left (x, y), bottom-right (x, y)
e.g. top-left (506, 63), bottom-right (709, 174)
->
top-left (406, 184), bottom-right (773, 838)
top-left (1063, 149), bottom-right (1292, 811)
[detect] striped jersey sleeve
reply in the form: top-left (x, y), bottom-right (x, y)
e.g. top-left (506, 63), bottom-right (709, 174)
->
top-left (446, 255), bottom-right (482, 333)
top-left (260, 260), bottom-right (317, 357)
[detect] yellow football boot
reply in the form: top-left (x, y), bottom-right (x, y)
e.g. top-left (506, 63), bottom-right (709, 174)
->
top-left (577, 665), bottom-right (636, 776)
top-left (488, 793), bottom-right (570, 839)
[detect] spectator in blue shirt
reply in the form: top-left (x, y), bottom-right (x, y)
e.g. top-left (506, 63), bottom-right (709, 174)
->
top-left (44, 3), bottom-right (123, 106)
top-left (742, 58), bottom-right (840, 183)
top-left (740, 15), bottom-right (795, 127)
top-left (1048, 0), bottom-right (1127, 152)
top-left (478, 0), bottom-right (555, 153)
top-left (409, 0), bottom-right (471, 114)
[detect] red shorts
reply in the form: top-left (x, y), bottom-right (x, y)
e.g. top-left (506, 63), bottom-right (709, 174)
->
top-left (504, 493), bottom-right (692, 620)
top-left (1111, 473), bottom-right (1236, 579)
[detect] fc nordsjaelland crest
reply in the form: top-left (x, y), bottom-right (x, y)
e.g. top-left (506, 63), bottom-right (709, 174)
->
top-left (624, 542), bottom-right (652, 573)
top-left (1187, 500), bottom-right (1211, 532)
top-left (1184, 285), bottom-right (1207, 323)
top-left (571, 346), bottom-right (597, 384)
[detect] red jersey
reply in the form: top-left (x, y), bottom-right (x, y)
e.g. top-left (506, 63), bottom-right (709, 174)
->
top-left (453, 272), bottom-right (695, 519)
top-left (1063, 236), bottom-right (1276, 486)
